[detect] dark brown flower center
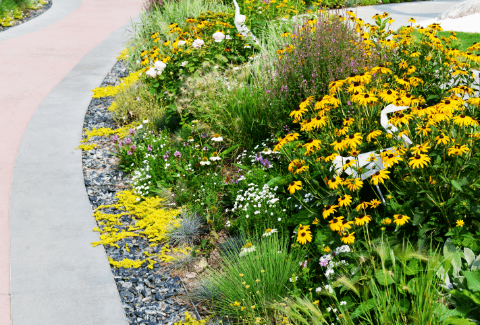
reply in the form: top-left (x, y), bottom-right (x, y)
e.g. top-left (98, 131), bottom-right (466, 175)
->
top-left (349, 135), bottom-right (355, 139)
top-left (387, 90), bottom-right (393, 95)
top-left (445, 100), bottom-right (451, 104)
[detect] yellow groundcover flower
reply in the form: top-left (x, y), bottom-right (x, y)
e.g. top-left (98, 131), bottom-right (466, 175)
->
top-left (456, 219), bottom-right (465, 227)
top-left (393, 214), bottom-right (410, 226)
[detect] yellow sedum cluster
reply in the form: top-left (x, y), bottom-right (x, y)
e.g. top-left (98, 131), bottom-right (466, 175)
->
top-left (91, 70), bottom-right (142, 98)
top-left (174, 312), bottom-right (209, 325)
top-left (75, 143), bottom-right (98, 151)
top-left (90, 190), bottom-right (182, 268)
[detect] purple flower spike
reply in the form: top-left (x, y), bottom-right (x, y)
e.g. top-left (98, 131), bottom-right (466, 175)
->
top-left (130, 145), bottom-right (137, 152)
top-left (129, 128), bottom-right (136, 136)
top-left (147, 145), bottom-right (153, 152)
top-left (127, 151), bottom-right (133, 155)
top-left (174, 150), bottom-right (181, 158)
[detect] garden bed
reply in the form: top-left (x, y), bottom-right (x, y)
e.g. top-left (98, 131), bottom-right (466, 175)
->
top-left (78, 0), bottom-right (480, 323)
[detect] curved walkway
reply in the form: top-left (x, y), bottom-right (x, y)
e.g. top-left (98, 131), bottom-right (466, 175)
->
top-left (0, 0), bottom-right (143, 324)
top-left (351, 0), bottom-right (475, 31)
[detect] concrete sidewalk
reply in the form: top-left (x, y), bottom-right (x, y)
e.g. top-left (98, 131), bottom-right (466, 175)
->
top-left (351, 0), bottom-right (469, 31)
top-left (0, 0), bottom-right (143, 324)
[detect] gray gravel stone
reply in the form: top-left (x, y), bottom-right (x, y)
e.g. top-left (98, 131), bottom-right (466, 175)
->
top-left (81, 60), bottom-right (195, 324)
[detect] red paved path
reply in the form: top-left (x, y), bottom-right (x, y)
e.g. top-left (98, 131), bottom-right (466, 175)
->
top-left (0, 0), bottom-right (143, 323)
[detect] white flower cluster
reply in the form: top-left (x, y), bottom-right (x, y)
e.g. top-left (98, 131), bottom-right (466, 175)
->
top-left (146, 60), bottom-right (167, 78)
top-left (319, 245), bottom-right (351, 279)
top-left (130, 135), bottom-right (170, 196)
top-left (232, 183), bottom-right (281, 221)
top-left (239, 244), bottom-right (255, 256)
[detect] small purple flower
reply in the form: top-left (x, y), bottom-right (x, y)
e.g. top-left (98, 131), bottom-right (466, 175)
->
top-left (163, 153), bottom-right (170, 161)
top-left (203, 146), bottom-right (209, 152)
top-left (201, 132), bottom-right (207, 139)
top-left (112, 135), bottom-right (119, 143)
top-left (174, 150), bottom-right (181, 158)
top-left (147, 145), bottom-right (153, 151)
top-left (129, 128), bottom-right (136, 136)
top-left (130, 145), bottom-right (137, 152)
top-left (125, 138), bottom-right (132, 145)
top-left (127, 151), bottom-right (133, 155)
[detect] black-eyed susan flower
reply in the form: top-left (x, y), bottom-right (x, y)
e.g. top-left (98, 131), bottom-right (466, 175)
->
top-left (342, 118), bottom-right (355, 127)
top-left (303, 139), bottom-right (322, 153)
top-left (342, 159), bottom-right (357, 170)
top-left (325, 153), bottom-right (339, 162)
top-left (296, 224), bottom-right (312, 244)
top-left (313, 217), bottom-right (319, 225)
top-left (344, 133), bottom-right (362, 149)
top-left (370, 169), bottom-right (390, 185)
top-left (355, 213), bottom-right (371, 226)
top-left (416, 125), bottom-right (432, 136)
top-left (453, 114), bottom-right (478, 127)
top-left (327, 176), bottom-right (342, 190)
top-left (328, 80), bottom-right (345, 94)
top-left (382, 152), bottom-right (403, 168)
top-left (347, 81), bottom-right (364, 93)
top-left (435, 134), bottom-right (450, 145)
top-left (331, 139), bottom-right (347, 151)
top-left (467, 97), bottom-right (480, 107)
top-left (346, 178), bottom-right (363, 192)
top-left (323, 205), bottom-right (338, 219)
top-left (289, 105), bottom-right (308, 121)
top-left (340, 220), bottom-right (354, 232)
top-left (408, 154), bottom-right (431, 169)
top-left (340, 232), bottom-right (355, 244)
top-left (288, 159), bottom-right (305, 172)
top-left (338, 195), bottom-right (353, 207)
top-left (393, 214), bottom-right (410, 226)
top-left (356, 201), bottom-right (369, 211)
top-left (448, 144), bottom-right (469, 156)
top-left (335, 126), bottom-right (350, 137)
top-left (456, 219), bottom-right (465, 227)
top-left (329, 216), bottom-right (344, 231)
top-left (381, 217), bottom-right (392, 225)
top-left (366, 130), bottom-right (382, 142)
top-left (390, 112), bottom-right (413, 127)
top-left (411, 142), bottom-right (430, 155)
top-left (288, 181), bottom-right (302, 194)
top-left (356, 92), bottom-right (378, 106)
top-left (379, 89), bottom-right (397, 103)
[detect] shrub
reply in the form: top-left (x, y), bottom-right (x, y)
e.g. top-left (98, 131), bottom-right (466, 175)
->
top-left (110, 81), bottom-right (168, 126)
top-left (193, 234), bottom-right (303, 322)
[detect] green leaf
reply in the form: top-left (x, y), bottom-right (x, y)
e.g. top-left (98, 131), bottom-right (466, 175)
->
top-left (452, 180), bottom-right (464, 192)
top-left (444, 318), bottom-right (476, 325)
top-left (464, 247), bottom-right (476, 267)
top-left (375, 269), bottom-right (396, 285)
top-left (219, 144), bottom-right (240, 158)
top-left (288, 210), bottom-right (313, 226)
top-left (463, 271), bottom-right (480, 292)
top-left (405, 259), bottom-right (420, 275)
top-left (350, 298), bottom-right (376, 319)
top-left (267, 176), bottom-right (291, 187)
top-left (232, 163), bottom-right (249, 170)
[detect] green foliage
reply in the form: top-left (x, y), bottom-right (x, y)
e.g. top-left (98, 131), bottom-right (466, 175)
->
top-left (193, 234), bottom-right (303, 322)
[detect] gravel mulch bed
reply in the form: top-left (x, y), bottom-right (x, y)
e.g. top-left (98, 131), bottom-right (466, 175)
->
top-left (0, 0), bottom-right (53, 33)
top-left (81, 61), bottom-right (200, 325)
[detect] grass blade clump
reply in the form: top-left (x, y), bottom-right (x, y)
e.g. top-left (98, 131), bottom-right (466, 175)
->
top-left (167, 211), bottom-right (205, 247)
top-left (194, 234), bottom-right (303, 322)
